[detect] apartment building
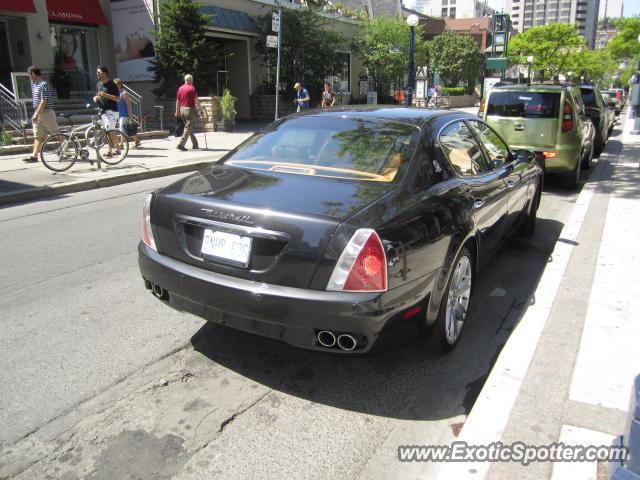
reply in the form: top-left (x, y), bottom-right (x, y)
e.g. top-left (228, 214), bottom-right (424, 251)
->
top-left (403, 0), bottom-right (494, 18)
top-left (507, 0), bottom-right (600, 48)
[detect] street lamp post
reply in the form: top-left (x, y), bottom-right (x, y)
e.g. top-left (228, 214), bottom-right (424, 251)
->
top-left (527, 55), bottom-right (534, 85)
top-left (406, 14), bottom-right (419, 107)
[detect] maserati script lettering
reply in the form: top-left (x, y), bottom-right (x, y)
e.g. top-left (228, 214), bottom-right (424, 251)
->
top-left (200, 209), bottom-right (255, 225)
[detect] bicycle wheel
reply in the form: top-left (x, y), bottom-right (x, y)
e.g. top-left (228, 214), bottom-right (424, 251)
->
top-left (96, 129), bottom-right (129, 165)
top-left (40, 133), bottom-right (78, 172)
top-left (84, 125), bottom-right (98, 148)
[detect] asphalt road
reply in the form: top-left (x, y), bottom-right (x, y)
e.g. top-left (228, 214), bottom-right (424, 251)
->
top-left (0, 143), bottom-right (603, 478)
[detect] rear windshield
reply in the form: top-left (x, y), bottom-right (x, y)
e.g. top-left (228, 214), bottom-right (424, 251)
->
top-left (487, 91), bottom-right (560, 118)
top-left (225, 116), bottom-right (419, 182)
top-left (579, 88), bottom-right (597, 106)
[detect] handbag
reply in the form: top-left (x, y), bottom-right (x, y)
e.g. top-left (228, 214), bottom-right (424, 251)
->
top-left (125, 122), bottom-right (138, 137)
top-left (174, 117), bottom-right (185, 137)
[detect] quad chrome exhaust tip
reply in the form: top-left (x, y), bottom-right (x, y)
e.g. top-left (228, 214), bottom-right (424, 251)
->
top-left (317, 330), bottom-right (336, 348)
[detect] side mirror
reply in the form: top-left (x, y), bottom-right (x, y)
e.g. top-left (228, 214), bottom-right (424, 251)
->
top-left (515, 149), bottom-right (536, 163)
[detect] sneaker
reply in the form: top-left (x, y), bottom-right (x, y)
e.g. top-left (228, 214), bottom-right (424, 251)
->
top-left (23, 156), bottom-right (38, 163)
top-left (177, 145), bottom-right (187, 151)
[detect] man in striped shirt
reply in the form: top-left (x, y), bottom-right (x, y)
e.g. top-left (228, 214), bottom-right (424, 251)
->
top-left (25, 66), bottom-right (58, 163)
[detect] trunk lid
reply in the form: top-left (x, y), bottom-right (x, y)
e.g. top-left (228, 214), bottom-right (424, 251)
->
top-left (151, 165), bottom-right (395, 289)
top-left (486, 90), bottom-right (561, 149)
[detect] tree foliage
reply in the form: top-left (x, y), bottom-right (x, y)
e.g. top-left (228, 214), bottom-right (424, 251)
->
top-left (355, 15), bottom-right (428, 99)
top-left (607, 16), bottom-right (640, 61)
top-left (427, 31), bottom-right (484, 88)
top-left (150, 0), bottom-right (221, 97)
top-left (564, 48), bottom-right (616, 85)
top-left (508, 23), bottom-right (585, 81)
top-left (254, 7), bottom-right (346, 104)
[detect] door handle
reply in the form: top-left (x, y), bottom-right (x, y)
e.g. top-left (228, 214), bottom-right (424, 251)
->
top-left (473, 199), bottom-right (485, 209)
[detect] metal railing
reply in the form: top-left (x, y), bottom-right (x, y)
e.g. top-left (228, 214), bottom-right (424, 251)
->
top-left (124, 85), bottom-right (142, 128)
top-left (41, 69), bottom-right (95, 99)
top-left (0, 83), bottom-right (27, 142)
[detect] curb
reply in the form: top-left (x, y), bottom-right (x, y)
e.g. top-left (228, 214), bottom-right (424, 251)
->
top-left (0, 161), bottom-right (210, 206)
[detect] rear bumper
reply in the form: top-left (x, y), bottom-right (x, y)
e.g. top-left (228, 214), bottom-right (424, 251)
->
top-left (510, 144), bottom-right (581, 174)
top-left (138, 242), bottom-right (434, 353)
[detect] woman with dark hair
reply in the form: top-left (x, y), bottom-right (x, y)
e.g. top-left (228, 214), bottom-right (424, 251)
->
top-left (114, 30), bottom-right (156, 62)
top-left (55, 32), bottom-right (78, 71)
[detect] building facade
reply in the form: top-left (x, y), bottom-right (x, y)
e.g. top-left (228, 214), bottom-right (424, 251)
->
top-left (598, 0), bottom-right (623, 19)
top-left (507, 0), bottom-right (600, 48)
top-left (403, 0), bottom-right (494, 18)
top-left (0, 0), bottom-right (365, 121)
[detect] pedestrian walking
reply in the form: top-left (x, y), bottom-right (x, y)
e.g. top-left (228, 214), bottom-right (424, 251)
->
top-left (94, 66), bottom-right (120, 154)
top-left (115, 78), bottom-right (141, 148)
top-left (175, 74), bottom-right (202, 151)
top-left (321, 82), bottom-right (336, 108)
top-left (24, 66), bottom-right (59, 163)
top-left (293, 82), bottom-right (310, 112)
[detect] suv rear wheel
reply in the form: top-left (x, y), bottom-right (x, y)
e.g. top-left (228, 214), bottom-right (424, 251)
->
top-left (563, 153), bottom-right (581, 190)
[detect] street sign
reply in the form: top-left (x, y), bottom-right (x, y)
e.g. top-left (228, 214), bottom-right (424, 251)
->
top-left (267, 35), bottom-right (278, 48)
top-left (486, 57), bottom-right (508, 71)
top-left (272, 11), bottom-right (280, 32)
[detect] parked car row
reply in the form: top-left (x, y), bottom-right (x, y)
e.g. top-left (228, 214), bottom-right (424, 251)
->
top-left (478, 83), bottom-right (618, 190)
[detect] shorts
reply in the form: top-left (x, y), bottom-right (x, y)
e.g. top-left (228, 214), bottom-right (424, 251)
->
top-left (119, 116), bottom-right (129, 135)
top-left (33, 109), bottom-right (59, 140)
top-left (100, 110), bottom-right (119, 130)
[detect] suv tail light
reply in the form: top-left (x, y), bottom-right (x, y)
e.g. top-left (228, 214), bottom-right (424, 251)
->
top-left (478, 100), bottom-right (485, 115)
top-left (327, 229), bottom-right (387, 292)
top-left (562, 102), bottom-right (573, 132)
top-left (142, 194), bottom-right (157, 251)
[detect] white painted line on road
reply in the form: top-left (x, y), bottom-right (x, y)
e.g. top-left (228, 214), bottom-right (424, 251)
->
top-left (550, 425), bottom-right (614, 480)
top-left (432, 168), bottom-right (600, 480)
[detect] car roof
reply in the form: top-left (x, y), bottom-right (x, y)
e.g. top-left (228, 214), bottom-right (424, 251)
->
top-left (491, 84), bottom-right (574, 92)
top-left (292, 106), bottom-right (475, 128)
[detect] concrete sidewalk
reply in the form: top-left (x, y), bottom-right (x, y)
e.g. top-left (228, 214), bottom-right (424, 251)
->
top-left (434, 113), bottom-right (640, 480)
top-left (0, 124), bottom-right (264, 206)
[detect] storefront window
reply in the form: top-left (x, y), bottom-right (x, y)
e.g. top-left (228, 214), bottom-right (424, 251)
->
top-left (49, 25), bottom-right (100, 98)
top-left (327, 52), bottom-right (350, 93)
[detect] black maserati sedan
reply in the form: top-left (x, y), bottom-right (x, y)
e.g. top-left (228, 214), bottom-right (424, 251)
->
top-left (138, 107), bottom-right (542, 354)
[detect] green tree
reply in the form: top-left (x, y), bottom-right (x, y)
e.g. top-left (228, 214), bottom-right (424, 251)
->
top-left (607, 16), bottom-right (640, 61)
top-left (254, 7), bottom-right (346, 104)
top-left (427, 31), bottom-right (484, 89)
top-left (565, 48), bottom-right (616, 84)
top-left (150, 0), bottom-right (222, 97)
top-left (508, 23), bottom-right (585, 81)
top-left (355, 15), bottom-right (428, 101)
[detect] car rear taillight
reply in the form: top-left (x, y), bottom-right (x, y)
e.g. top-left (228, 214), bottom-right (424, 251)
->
top-left (542, 151), bottom-right (557, 159)
top-left (142, 194), bottom-right (157, 251)
top-left (478, 100), bottom-right (485, 115)
top-left (562, 102), bottom-right (573, 132)
top-left (327, 229), bottom-right (387, 292)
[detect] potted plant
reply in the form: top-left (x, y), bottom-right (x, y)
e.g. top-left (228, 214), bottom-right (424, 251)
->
top-left (218, 88), bottom-right (237, 132)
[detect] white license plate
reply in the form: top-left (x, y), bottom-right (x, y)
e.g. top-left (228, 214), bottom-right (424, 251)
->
top-left (201, 229), bottom-right (252, 266)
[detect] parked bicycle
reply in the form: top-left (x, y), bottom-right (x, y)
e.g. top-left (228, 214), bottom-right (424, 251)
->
top-left (39, 107), bottom-right (129, 172)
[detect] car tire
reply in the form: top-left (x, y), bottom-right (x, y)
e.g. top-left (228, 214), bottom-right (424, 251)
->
top-left (519, 182), bottom-right (541, 237)
top-left (594, 135), bottom-right (604, 157)
top-left (430, 245), bottom-right (473, 353)
top-left (562, 154), bottom-right (581, 190)
top-left (582, 141), bottom-right (593, 170)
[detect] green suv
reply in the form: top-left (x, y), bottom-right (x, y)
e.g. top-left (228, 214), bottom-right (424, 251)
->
top-left (479, 84), bottom-right (595, 190)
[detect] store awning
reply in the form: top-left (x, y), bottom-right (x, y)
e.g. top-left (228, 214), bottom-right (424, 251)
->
top-left (200, 6), bottom-right (259, 35)
top-left (46, 0), bottom-right (107, 25)
top-left (0, 0), bottom-right (37, 13)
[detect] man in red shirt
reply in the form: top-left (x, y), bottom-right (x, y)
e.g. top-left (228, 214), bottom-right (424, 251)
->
top-left (175, 74), bottom-right (202, 150)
